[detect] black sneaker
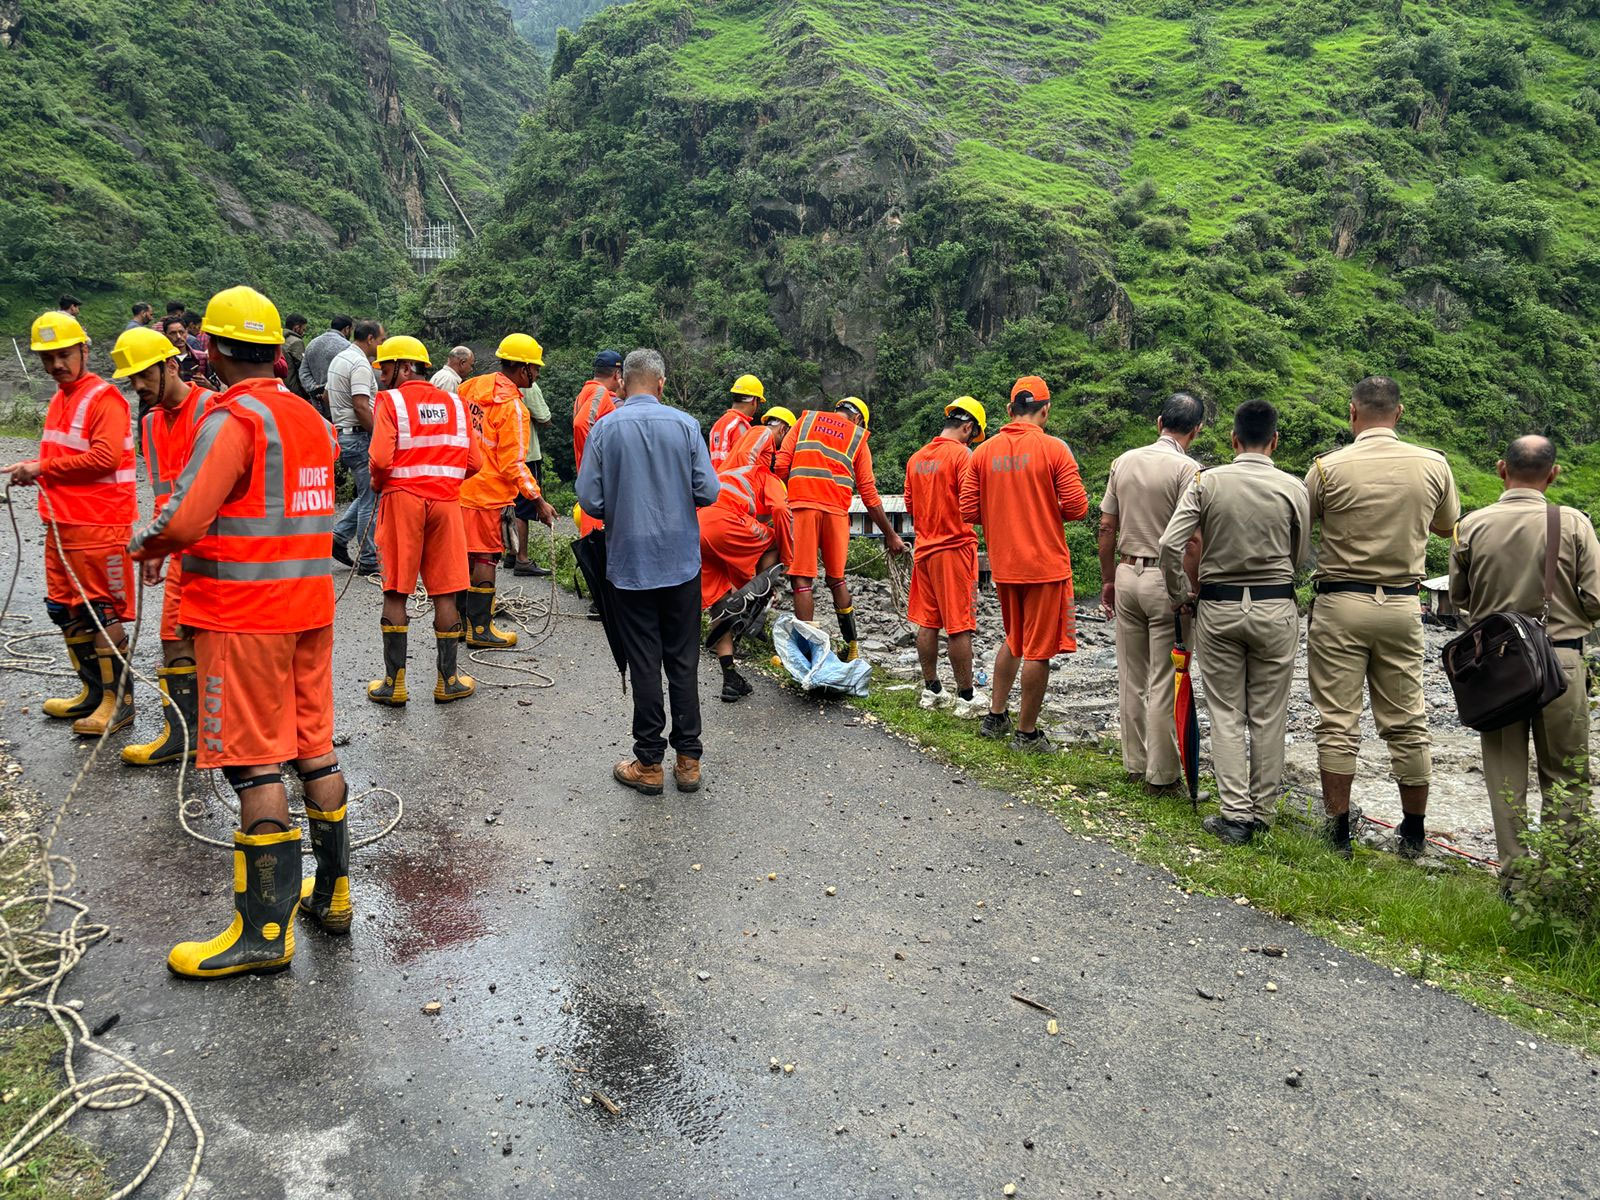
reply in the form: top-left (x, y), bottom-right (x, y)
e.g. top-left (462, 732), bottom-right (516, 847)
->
top-left (332, 537), bottom-right (352, 567)
top-left (513, 562), bottom-right (552, 577)
top-left (1201, 814), bottom-right (1256, 846)
top-left (720, 671), bottom-right (753, 703)
top-left (1396, 821), bottom-right (1426, 861)
top-left (1009, 729), bottom-right (1057, 754)
top-left (586, 602), bottom-right (603, 622)
top-left (978, 711), bottom-right (1013, 740)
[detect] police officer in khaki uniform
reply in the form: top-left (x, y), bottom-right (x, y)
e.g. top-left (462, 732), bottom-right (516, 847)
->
top-left (1449, 436), bottom-right (1600, 879)
top-left (1306, 376), bottom-right (1459, 859)
top-left (1159, 399), bottom-right (1310, 845)
top-left (1099, 392), bottom-right (1204, 793)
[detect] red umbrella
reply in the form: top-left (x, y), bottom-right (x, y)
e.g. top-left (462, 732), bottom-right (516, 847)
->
top-left (1171, 613), bottom-right (1200, 812)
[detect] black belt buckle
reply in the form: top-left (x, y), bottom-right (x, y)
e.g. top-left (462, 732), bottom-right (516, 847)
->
top-left (1314, 580), bottom-right (1420, 596)
top-left (1199, 583), bottom-right (1295, 602)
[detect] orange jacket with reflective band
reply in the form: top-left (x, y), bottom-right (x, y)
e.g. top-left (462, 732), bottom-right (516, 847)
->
top-left (368, 380), bottom-right (476, 501)
top-left (459, 373), bottom-right (540, 510)
top-left (38, 372), bottom-right (138, 526)
top-left (142, 378), bottom-right (338, 632)
top-left (726, 422), bottom-right (779, 473)
top-left (774, 409), bottom-right (881, 514)
top-left (708, 408), bottom-right (751, 471)
top-left (572, 380), bottom-right (616, 474)
top-left (706, 462), bottom-right (794, 566)
top-left (141, 384), bottom-right (215, 515)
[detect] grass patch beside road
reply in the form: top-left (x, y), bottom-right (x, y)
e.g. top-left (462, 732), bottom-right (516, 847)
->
top-left (0, 1026), bottom-right (105, 1199)
top-left (855, 683), bottom-right (1600, 1056)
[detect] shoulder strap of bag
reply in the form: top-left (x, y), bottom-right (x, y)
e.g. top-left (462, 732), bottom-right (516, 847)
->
top-left (1542, 502), bottom-right (1559, 625)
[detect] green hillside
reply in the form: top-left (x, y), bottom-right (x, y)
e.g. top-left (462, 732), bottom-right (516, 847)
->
top-left (419, 0), bottom-right (1600, 506)
top-left (0, 0), bottom-right (541, 330)
top-left (508, 0), bottom-right (621, 49)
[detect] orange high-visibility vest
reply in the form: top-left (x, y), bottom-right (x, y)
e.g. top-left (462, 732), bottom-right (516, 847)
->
top-left (572, 380), bottom-right (616, 473)
top-left (177, 379), bottom-right (337, 632)
top-left (142, 384), bottom-right (214, 515)
top-left (708, 409), bottom-right (751, 471)
top-left (375, 381), bottom-right (473, 501)
top-left (727, 423), bottom-right (779, 472)
top-left (38, 373), bottom-right (137, 525)
top-left (784, 409), bottom-right (865, 512)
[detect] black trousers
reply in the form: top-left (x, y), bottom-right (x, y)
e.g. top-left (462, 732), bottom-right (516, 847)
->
top-left (614, 575), bottom-right (703, 765)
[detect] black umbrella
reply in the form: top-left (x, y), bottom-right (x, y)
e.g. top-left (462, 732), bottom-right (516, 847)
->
top-left (573, 529), bottom-right (628, 691)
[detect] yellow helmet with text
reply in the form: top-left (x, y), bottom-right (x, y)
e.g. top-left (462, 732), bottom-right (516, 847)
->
top-left (30, 310), bottom-right (89, 352)
top-left (200, 286), bottom-right (283, 345)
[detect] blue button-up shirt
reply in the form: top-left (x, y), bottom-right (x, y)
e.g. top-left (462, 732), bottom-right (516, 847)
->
top-left (575, 393), bottom-right (719, 591)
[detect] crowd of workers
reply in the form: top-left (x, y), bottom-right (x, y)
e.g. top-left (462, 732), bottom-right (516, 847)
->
top-left (6, 284), bottom-right (1595, 981)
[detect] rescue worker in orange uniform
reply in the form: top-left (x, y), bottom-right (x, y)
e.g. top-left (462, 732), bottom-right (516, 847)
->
top-left (130, 286), bottom-right (348, 978)
top-left (708, 374), bottom-right (765, 471)
top-left (774, 397), bottom-right (905, 660)
top-left (4, 311), bottom-right (139, 739)
top-left (959, 376), bottom-right (1090, 753)
top-left (458, 334), bottom-right (556, 648)
top-left (725, 405), bottom-right (796, 475)
top-left (699, 456), bottom-right (793, 702)
top-left (365, 335), bottom-right (483, 706)
top-left (572, 350), bottom-right (623, 539)
top-left (113, 326), bottom-right (215, 765)
top-left (905, 397), bottom-right (987, 718)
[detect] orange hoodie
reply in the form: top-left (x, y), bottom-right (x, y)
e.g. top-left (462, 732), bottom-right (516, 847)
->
top-left (459, 372), bottom-right (541, 511)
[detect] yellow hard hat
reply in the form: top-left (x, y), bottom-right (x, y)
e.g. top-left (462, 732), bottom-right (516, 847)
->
top-left (111, 327), bottom-right (179, 379)
top-left (731, 374), bottom-right (766, 401)
top-left (30, 310), bottom-right (89, 352)
top-left (945, 395), bottom-right (988, 442)
top-left (836, 396), bottom-right (870, 429)
top-left (377, 335), bottom-right (432, 367)
top-left (200, 285), bottom-right (283, 345)
top-left (496, 333), bottom-right (545, 366)
top-left (762, 405), bottom-right (797, 429)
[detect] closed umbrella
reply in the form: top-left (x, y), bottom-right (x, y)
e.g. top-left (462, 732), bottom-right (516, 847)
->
top-left (1171, 612), bottom-right (1200, 812)
top-left (572, 529), bottom-right (629, 691)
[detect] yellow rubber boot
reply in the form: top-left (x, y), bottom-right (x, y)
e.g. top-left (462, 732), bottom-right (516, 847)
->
top-left (465, 585), bottom-right (517, 649)
top-left (43, 631), bottom-right (101, 720)
top-left (433, 629), bottom-right (475, 703)
top-left (367, 624), bottom-right (409, 706)
top-left (121, 665), bottom-right (198, 766)
top-left (168, 826), bottom-right (301, 979)
top-left (299, 797), bottom-right (352, 934)
top-left (71, 646), bottom-right (134, 737)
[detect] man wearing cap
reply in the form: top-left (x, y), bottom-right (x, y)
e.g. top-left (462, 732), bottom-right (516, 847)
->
top-left (774, 396), bottom-right (906, 661)
top-left (458, 334), bottom-right (557, 648)
top-left (5, 310), bottom-right (139, 740)
top-left (906, 397), bottom-right (988, 717)
top-left (960, 377), bottom-right (1089, 752)
top-left (709, 374), bottom-right (765, 471)
top-left (573, 351), bottom-right (623, 540)
top-left (1098, 392), bottom-right (1205, 792)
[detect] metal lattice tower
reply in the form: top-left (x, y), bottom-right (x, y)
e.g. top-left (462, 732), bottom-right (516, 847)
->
top-left (405, 222), bottom-right (459, 267)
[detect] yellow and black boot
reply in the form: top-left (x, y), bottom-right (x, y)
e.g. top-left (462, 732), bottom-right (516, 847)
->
top-left (43, 629), bottom-right (101, 720)
top-left (168, 824), bottom-right (301, 978)
top-left (71, 645), bottom-right (134, 737)
top-left (838, 606), bottom-right (861, 663)
top-left (433, 629), bottom-right (476, 703)
top-left (465, 585), bottom-right (517, 649)
top-left (300, 788), bottom-right (352, 934)
top-left (121, 665), bottom-right (198, 766)
top-left (367, 624), bottom-right (409, 706)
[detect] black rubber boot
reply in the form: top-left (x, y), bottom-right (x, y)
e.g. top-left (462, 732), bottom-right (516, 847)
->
top-left (72, 645), bottom-right (134, 737)
top-left (168, 824), bottom-right (301, 978)
top-left (367, 624), bottom-right (409, 706)
top-left (300, 790), bottom-right (352, 935)
top-left (433, 630), bottom-right (476, 703)
top-left (121, 665), bottom-right (198, 766)
top-left (1325, 811), bottom-right (1353, 860)
top-left (43, 628), bottom-right (101, 721)
top-left (720, 669), bottom-right (753, 703)
top-left (465, 585), bottom-right (517, 649)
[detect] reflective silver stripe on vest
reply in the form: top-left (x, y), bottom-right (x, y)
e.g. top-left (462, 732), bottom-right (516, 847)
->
top-left (180, 555), bottom-right (332, 581)
top-left (388, 464), bottom-right (469, 480)
top-left (136, 405), bottom-right (231, 552)
top-left (587, 385), bottom-right (606, 425)
top-left (386, 389), bottom-right (410, 442)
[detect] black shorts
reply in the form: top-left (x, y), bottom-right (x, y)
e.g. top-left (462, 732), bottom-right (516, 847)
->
top-left (513, 483), bottom-right (541, 521)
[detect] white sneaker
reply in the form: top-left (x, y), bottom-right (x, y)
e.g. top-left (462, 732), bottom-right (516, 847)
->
top-left (919, 686), bottom-right (955, 711)
top-left (953, 690), bottom-right (989, 719)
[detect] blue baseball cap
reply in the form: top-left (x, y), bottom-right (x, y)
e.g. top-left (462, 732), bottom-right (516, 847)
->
top-left (593, 350), bottom-right (623, 371)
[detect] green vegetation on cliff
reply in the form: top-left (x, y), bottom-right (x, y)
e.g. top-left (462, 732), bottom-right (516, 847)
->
top-left (423, 0), bottom-right (1600, 506)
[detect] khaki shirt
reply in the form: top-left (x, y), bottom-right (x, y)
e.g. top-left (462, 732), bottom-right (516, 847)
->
top-left (1101, 434), bottom-right (1199, 559)
top-left (1307, 427), bottom-right (1458, 584)
top-left (1159, 452), bottom-right (1311, 604)
top-left (1448, 488), bottom-right (1600, 643)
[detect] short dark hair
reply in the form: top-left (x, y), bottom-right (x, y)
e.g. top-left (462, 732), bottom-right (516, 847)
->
top-left (131, 302), bottom-right (151, 318)
top-left (285, 313), bottom-right (307, 330)
top-left (1010, 390), bottom-right (1048, 417)
top-left (942, 414), bottom-right (973, 434)
top-left (183, 311), bottom-right (201, 328)
top-left (1503, 435), bottom-right (1556, 480)
top-left (330, 314), bottom-right (354, 334)
top-left (1352, 375), bottom-right (1400, 416)
top-left (211, 335), bottom-right (278, 364)
top-left (161, 315), bottom-right (186, 334)
top-left (58, 294), bottom-right (81, 309)
top-left (1160, 391), bottom-right (1204, 435)
top-left (1233, 399), bottom-right (1278, 448)
top-left (352, 319), bottom-right (382, 342)
top-left (166, 301), bottom-right (187, 315)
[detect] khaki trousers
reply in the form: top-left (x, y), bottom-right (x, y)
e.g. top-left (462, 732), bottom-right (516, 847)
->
top-left (1196, 596), bottom-right (1299, 825)
top-left (1479, 649), bottom-right (1591, 867)
top-left (1307, 590), bottom-right (1430, 784)
top-left (1115, 563), bottom-right (1189, 785)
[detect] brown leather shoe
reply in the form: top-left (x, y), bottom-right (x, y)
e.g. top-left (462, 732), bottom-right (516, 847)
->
top-left (673, 754), bottom-right (701, 793)
top-left (613, 759), bottom-right (664, 796)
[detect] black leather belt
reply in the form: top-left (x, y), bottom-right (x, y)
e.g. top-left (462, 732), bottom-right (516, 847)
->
top-left (1119, 555), bottom-right (1157, 567)
top-left (1314, 581), bottom-right (1419, 596)
top-left (1554, 638), bottom-right (1585, 652)
top-left (1198, 584), bottom-right (1296, 601)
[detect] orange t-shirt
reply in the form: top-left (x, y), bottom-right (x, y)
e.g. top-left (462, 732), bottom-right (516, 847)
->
top-left (959, 420), bottom-right (1089, 583)
top-left (904, 436), bottom-right (976, 557)
top-left (708, 408), bottom-right (752, 471)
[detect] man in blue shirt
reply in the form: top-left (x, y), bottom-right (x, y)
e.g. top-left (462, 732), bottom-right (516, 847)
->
top-left (577, 348), bottom-right (720, 795)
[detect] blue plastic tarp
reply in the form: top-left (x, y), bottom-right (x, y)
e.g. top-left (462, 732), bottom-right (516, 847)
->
top-left (771, 613), bottom-right (872, 697)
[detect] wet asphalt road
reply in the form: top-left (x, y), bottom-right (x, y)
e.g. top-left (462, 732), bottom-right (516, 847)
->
top-left (0, 497), bottom-right (1596, 1197)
